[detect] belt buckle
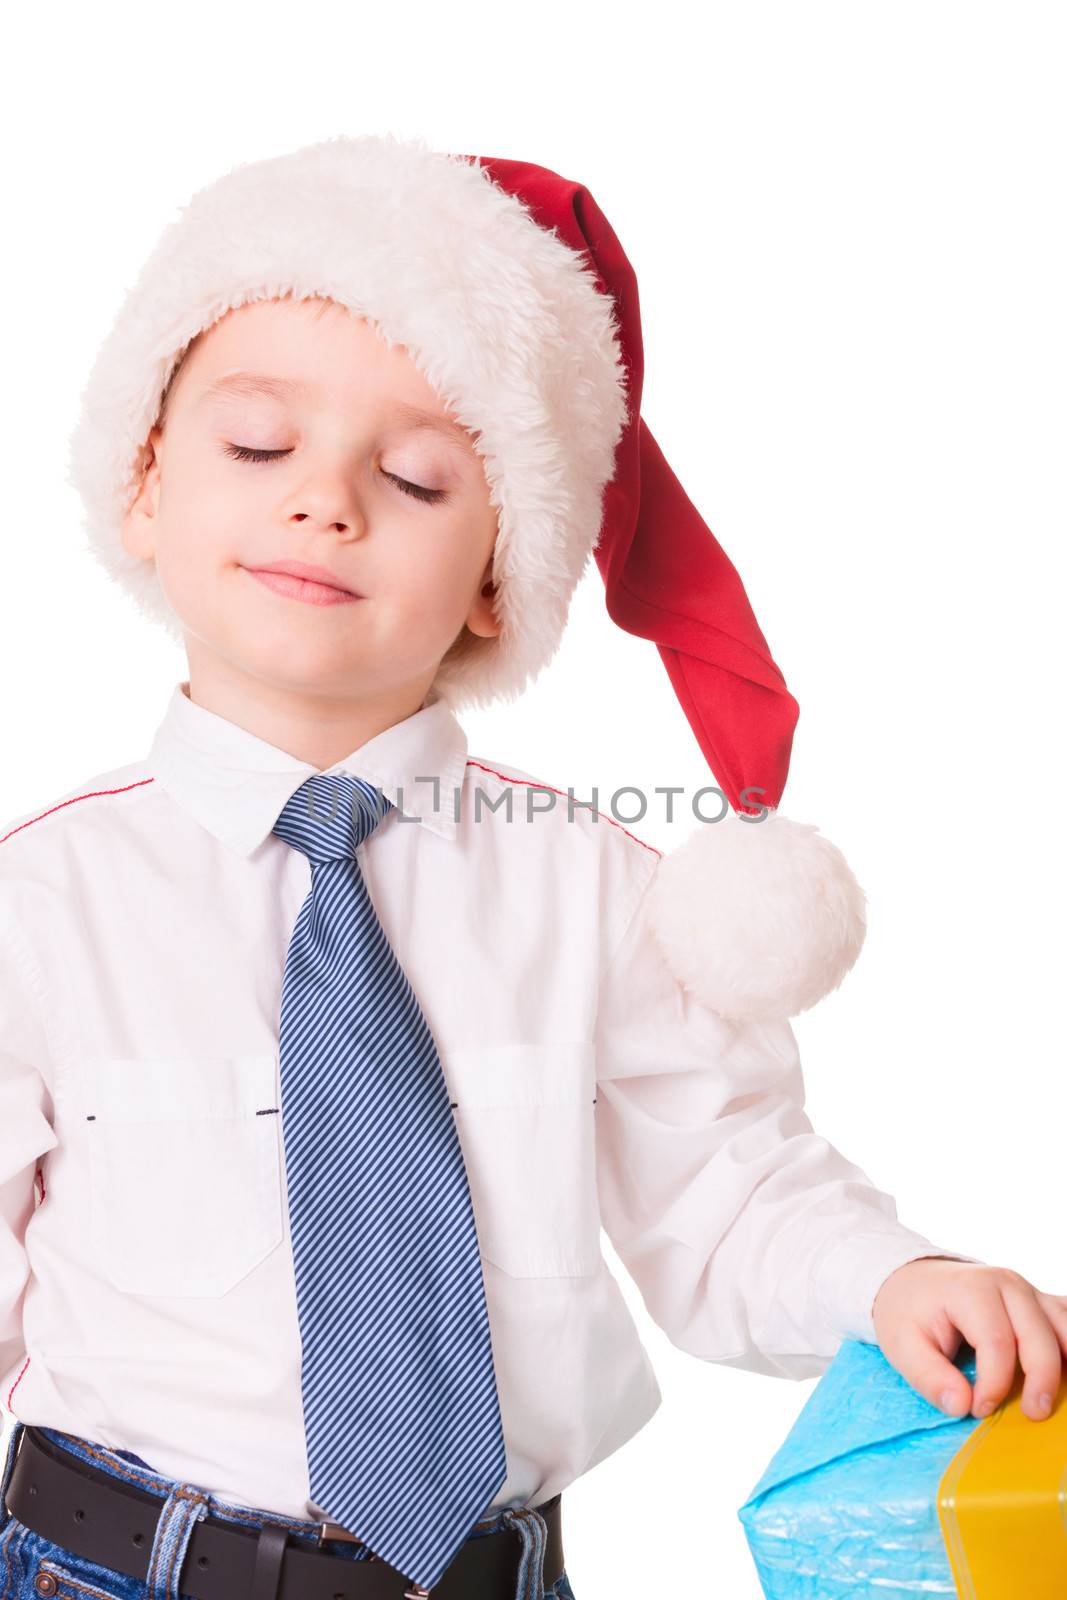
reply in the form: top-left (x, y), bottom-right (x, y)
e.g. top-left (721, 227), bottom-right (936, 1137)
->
top-left (316, 1521), bottom-right (432, 1595)
top-left (317, 1520), bottom-right (364, 1546)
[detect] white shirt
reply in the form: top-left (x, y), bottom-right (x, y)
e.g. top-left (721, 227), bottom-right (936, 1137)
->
top-left (0, 678), bottom-right (976, 1520)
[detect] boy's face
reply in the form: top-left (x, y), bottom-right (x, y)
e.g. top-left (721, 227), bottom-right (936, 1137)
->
top-left (123, 296), bottom-right (501, 712)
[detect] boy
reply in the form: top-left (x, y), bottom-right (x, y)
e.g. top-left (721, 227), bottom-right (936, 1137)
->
top-left (1, 134), bottom-right (1063, 1600)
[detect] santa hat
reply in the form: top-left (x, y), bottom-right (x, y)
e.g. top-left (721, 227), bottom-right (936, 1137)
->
top-left (66, 131), bottom-right (866, 1023)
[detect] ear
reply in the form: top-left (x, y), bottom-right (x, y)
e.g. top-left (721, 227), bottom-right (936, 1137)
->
top-left (122, 425), bottom-right (163, 561)
top-left (644, 810), bottom-right (868, 1022)
top-left (464, 555), bottom-right (503, 641)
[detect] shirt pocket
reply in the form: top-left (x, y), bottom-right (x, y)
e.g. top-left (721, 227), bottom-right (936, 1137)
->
top-left (84, 1054), bottom-right (284, 1298)
top-left (440, 1041), bottom-right (601, 1278)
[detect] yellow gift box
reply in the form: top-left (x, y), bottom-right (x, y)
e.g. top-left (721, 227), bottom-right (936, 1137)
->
top-left (938, 1362), bottom-right (1067, 1596)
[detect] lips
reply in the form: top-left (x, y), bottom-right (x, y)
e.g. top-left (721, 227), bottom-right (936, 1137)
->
top-left (243, 562), bottom-right (364, 608)
top-left (247, 560), bottom-right (361, 596)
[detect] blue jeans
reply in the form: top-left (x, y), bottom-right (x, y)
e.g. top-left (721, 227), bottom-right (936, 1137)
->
top-left (0, 1421), bottom-right (577, 1600)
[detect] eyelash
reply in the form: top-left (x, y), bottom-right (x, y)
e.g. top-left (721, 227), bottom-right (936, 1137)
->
top-left (221, 443), bottom-right (449, 504)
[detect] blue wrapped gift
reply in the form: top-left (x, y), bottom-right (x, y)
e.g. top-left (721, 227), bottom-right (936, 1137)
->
top-left (737, 1337), bottom-right (983, 1598)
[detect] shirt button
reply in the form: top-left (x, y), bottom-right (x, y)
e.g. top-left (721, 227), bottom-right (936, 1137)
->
top-left (34, 1574), bottom-right (59, 1596)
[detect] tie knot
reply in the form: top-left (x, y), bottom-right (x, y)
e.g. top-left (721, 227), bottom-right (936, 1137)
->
top-left (272, 773), bottom-right (392, 863)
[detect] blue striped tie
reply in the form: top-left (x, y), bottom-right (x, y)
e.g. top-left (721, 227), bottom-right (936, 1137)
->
top-left (271, 771), bottom-right (508, 1593)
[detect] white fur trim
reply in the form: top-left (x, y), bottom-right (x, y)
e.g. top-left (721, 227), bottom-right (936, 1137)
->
top-left (644, 811), bottom-right (867, 1021)
top-left (66, 132), bottom-right (629, 711)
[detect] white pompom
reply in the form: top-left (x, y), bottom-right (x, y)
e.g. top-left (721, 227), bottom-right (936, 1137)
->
top-left (644, 809), bottom-right (867, 1022)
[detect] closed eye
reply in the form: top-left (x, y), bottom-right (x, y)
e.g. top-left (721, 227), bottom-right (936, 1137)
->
top-left (382, 471), bottom-right (450, 505)
top-left (221, 444), bottom-right (449, 504)
top-left (223, 444), bottom-right (292, 464)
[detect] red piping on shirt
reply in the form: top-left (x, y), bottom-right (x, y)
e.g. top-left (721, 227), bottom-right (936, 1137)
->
top-left (0, 779), bottom-right (156, 845)
top-left (6, 1355), bottom-right (30, 1414)
top-left (465, 759), bottom-right (661, 857)
top-left (4, 1167), bottom-right (48, 1413)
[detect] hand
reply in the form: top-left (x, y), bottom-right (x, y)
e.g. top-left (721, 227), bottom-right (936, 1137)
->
top-left (871, 1257), bottom-right (1067, 1422)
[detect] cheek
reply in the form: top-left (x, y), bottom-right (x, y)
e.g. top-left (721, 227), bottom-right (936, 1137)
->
top-left (157, 462), bottom-right (246, 564)
top-left (392, 518), bottom-right (485, 612)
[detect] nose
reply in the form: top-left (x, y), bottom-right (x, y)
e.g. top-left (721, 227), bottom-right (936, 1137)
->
top-left (289, 507), bottom-right (357, 535)
top-left (284, 467), bottom-right (366, 537)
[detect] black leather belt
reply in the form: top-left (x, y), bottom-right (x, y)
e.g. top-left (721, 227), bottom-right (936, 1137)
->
top-left (5, 1426), bottom-right (565, 1599)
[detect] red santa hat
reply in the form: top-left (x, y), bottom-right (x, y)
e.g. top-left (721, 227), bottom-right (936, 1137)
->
top-left (66, 131), bottom-right (866, 1023)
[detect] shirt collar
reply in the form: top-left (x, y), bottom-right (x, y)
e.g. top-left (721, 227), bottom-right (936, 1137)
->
top-left (145, 679), bottom-right (469, 857)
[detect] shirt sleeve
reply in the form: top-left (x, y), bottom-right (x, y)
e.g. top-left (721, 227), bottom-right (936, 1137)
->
top-left (0, 891), bottom-right (58, 1390)
top-left (593, 855), bottom-right (981, 1379)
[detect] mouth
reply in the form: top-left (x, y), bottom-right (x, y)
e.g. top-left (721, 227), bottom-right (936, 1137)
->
top-left (241, 561), bottom-right (364, 607)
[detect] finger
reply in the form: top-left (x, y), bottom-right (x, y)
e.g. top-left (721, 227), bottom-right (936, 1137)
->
top-left (1000, 1280), bottom-right (1064, 1420)
top-left (886, 1320), bottom-right (975, 1417)
top-left (964, 1282), bottom-right (1022, 1418)
top-left (1039, 1294), bottom-right (1067, 1363)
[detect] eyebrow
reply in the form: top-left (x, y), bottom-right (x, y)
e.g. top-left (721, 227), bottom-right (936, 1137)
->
top-left (198, 371), bottom-right (477, 448)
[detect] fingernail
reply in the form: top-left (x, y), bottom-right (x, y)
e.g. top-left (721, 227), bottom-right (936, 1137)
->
top-left (939, 1390), bottom-right (964, 1415)
top-left (1036, 1393), bottom-right (1052, 1415)
top-left (975, 1398), bottom-right (995, 1418)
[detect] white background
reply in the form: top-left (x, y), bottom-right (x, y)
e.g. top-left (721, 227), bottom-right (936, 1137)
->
top-left (2, 4), bottom-right (1064, 1595)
